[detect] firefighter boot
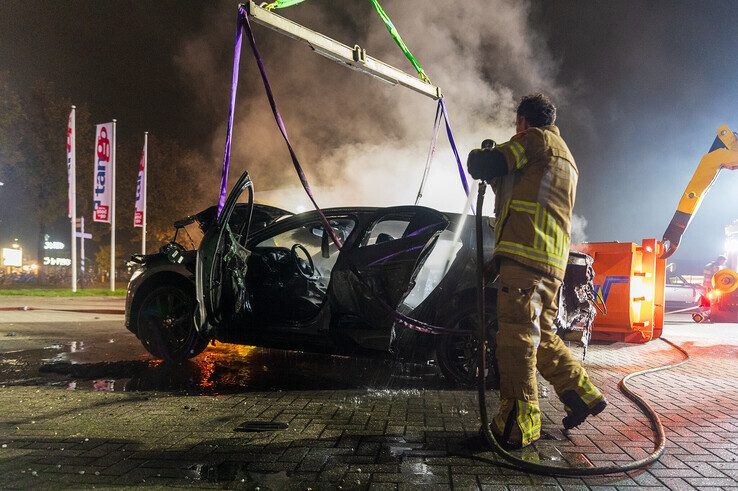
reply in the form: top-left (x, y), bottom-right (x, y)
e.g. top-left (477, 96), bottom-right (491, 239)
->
top-left (490, 399), bottom-right (541, 449)
top-left (561, 388), bottom-right (608, 430)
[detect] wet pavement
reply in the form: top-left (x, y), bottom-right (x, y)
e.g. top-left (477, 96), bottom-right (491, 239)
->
top-left (0, 297), bottom-right (737, 489)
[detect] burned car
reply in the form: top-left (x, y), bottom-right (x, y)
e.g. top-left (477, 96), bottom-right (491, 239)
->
top-left (126, 172), bottom-right (596, 388)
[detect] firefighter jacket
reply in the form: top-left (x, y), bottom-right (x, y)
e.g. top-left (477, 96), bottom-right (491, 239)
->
top-left (490, 125), bottom-right (578, 281)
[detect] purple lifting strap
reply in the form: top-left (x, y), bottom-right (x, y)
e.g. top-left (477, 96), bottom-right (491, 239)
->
top-left (217, 9), bottom-right (245, 215)
top-left (215, 6), bottom-right (475, 336)
top-left (217, 7), bottom-right (343, 248)
top-left (439, 97), bottom-right (471, 197)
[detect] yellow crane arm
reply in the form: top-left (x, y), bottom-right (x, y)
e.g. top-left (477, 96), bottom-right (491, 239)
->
top-left (661, 125), bottom-right (738, 258)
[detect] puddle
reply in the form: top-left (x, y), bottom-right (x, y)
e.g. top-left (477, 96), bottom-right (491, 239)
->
top-left (563, 451), bottom-right (595, 468)
top-left (534, 443), bottom-right (564, 462)
top-left (8, 339), bottom-right (454, 394)
top-left (400, 460), bottom-right (439, 484)
top-left (92, 380), bottom-right (115, 391)
top-left (0, 358), bottom-right (23, 366)
top-left (189, 462), bottom-right (300, 488)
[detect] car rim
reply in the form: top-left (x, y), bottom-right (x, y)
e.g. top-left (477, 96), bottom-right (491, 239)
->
top-left (141, 287), bottom-right (194, 354)
top-left (442, 310), bottom-right (497, 385)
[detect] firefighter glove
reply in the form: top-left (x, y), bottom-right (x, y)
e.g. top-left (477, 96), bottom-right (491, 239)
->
top-left (467, 148), bottom-right (508, 181)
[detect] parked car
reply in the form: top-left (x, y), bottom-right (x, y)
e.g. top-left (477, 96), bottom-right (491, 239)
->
top-left (664, 273), bottom-right (704, 311)
top-left (125, 171), bottom-right (596, 388)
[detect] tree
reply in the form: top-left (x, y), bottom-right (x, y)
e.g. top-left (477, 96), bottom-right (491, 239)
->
top-left (142, 135), bottom-right (215, 251)
top-left (93, 244), bottom-right (124, 283)
top-left (0, 72), bottom-right (24, 174)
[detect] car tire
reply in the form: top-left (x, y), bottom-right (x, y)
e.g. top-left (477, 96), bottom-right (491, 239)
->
top-left (134, 283), bottom-right (209, 363)
top-left (435, 303), bottom-right (499, 389)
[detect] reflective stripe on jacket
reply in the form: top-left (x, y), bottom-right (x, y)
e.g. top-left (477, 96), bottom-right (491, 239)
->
top-left (490, 125), bottom-right (578, 280)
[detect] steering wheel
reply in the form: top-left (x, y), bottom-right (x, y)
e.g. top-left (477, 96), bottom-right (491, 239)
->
top-left (291, 244), bottom-right (315, 278)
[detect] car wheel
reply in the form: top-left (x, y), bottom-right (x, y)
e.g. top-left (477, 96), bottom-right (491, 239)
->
top-left (435, 304), bottom-right (499, 389)
top-left (135, 283), bottom-right (209, 362)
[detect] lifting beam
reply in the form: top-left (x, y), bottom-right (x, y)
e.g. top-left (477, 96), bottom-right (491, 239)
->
top-left (244, 1), bottom-right (443, 100)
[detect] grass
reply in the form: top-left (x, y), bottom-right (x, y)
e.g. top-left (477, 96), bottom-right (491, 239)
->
top-left (0, 288), bottom-right (127, 297)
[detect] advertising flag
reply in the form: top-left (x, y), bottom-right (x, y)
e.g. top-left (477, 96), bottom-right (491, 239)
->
top-left (93, 123), bottom-right (113, 223)
top-left (67, 110), bottom-right (75, 218)
top-left (133, 143), bottom-right (146, 227)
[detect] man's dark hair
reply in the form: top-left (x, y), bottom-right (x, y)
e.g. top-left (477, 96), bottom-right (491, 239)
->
top-left (718, 255), bottom-right (728, 262)
top-left (516, 93), bottom-right (557, 127)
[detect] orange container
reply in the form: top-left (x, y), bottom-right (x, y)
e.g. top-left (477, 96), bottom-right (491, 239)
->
top-left (571, 239), bottom-right (665, 343)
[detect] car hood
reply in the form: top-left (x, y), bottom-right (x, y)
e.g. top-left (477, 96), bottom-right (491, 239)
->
top-left (190, 203), bottom-right (292, 234)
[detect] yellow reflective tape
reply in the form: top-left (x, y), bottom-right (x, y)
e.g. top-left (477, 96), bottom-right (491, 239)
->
top-left (510, 200), bottom-right (538, 214)
top-left (504, 141), bottom-right (527, 170)
top-left (516, 401), bottom-right (541, 445)
top-left (542, 212), bottom-right (548, 251)
top-left (496, 198), bottom-right (570, 270)
top-left (558, 222), bottom-right (566, 256)
top-left (577, 375), bottom-right (602, 406)
top-left (496, 241), bottom-right (568, 269)
top-left (496, 199), bottom-right (511, 243)
top-left (507, 142), bottom-right (521, 163)
top-left (513, 142), bottom-right (528, 169)
top-left (534, 206), bottom-right (542, 250)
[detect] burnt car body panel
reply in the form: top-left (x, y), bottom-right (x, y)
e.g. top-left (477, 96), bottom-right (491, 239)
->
top-left (126, 171), bottom-right (596, 382)
top-left (196, 202), bottom-right (483, 359)
top-left (124, 202), bottom-right (291, 335)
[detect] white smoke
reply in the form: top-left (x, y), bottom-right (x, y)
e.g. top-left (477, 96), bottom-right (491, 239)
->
top-left (176, 0), bottom-right (562, 215)
top-left (571, 213), bottom-right (588, 243)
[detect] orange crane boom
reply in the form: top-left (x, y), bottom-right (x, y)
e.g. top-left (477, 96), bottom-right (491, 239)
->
top-left (661, 125), bottom-right (738, 258)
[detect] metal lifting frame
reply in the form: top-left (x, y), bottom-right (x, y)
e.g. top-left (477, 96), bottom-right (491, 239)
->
top-left (245, 1), bottom-right (442, 100)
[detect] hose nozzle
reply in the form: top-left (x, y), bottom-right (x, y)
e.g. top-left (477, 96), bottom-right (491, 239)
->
top-left (481, 139), bottom-right (496, 150)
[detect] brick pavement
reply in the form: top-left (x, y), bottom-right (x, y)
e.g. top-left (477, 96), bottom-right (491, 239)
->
top-left (0, 322), bottom-right (736, 489)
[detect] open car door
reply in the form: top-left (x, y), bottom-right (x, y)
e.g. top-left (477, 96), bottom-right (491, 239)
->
top-left (328, 206), bottom-right (449, 350)
top-left (195, 171), bottom-right (254, 334)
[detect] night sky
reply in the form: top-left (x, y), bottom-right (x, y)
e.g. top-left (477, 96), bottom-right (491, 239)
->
top-left (1, 0), bottom-right (737, 266)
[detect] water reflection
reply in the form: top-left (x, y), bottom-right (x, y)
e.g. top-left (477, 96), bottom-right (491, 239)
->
top-left (34, 342), bottom-right (445, 394)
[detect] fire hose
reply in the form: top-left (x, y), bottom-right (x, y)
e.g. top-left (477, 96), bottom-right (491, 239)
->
top-left (473, 178), bottom-right (690, 475)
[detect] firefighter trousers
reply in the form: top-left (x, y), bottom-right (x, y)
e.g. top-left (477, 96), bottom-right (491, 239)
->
top-left (492, 258), bottom-right (603, 447)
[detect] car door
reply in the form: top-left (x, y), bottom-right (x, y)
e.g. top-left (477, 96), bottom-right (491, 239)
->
top-left (328, 206), bottom-right (449, 350)
top-left (195, 171), bottom-right (254, 333)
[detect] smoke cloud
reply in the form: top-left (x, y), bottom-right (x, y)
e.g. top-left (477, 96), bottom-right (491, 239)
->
top-left (176, 0), bottom-right (560, 215)
top-left (571, 214), bottom-right (588, 244)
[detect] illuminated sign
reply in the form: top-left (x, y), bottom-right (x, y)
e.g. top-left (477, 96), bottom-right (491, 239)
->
top-left (43, 257), bottom-right (72, 266)
top-left (2, 248), bottom-right (22, 267)
top-left (44, 241), bottom-right (65, 250)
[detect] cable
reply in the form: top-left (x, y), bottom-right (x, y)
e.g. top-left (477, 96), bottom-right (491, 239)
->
top-left (474, 180), bottom-right (690, 476)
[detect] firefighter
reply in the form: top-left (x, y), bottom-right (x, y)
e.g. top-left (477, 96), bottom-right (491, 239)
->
top-left (703, 255), bottom-right (727, 290)
top-left (466, 94), bottom-right (607, 449)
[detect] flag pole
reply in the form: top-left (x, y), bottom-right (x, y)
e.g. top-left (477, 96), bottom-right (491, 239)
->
top-left (70, 105), bottom-right (77, 293)
top-left (110, 119), bottom-right (117, 292)
top-left (80, 217), bottom-right (86, 276)
top-left (142, 131), bottom-right (148, 255)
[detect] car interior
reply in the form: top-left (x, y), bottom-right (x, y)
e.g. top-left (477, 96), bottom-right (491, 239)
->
top-left (246, 218), bottom-right (356, 323)
top-left (235, 208), bottom-right (449, 330)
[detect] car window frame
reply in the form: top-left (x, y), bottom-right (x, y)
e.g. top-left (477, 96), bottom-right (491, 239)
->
top-left (358, 212), bottom-right (417, 247)
top-left (246, 212), bottom-right (360, 251)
